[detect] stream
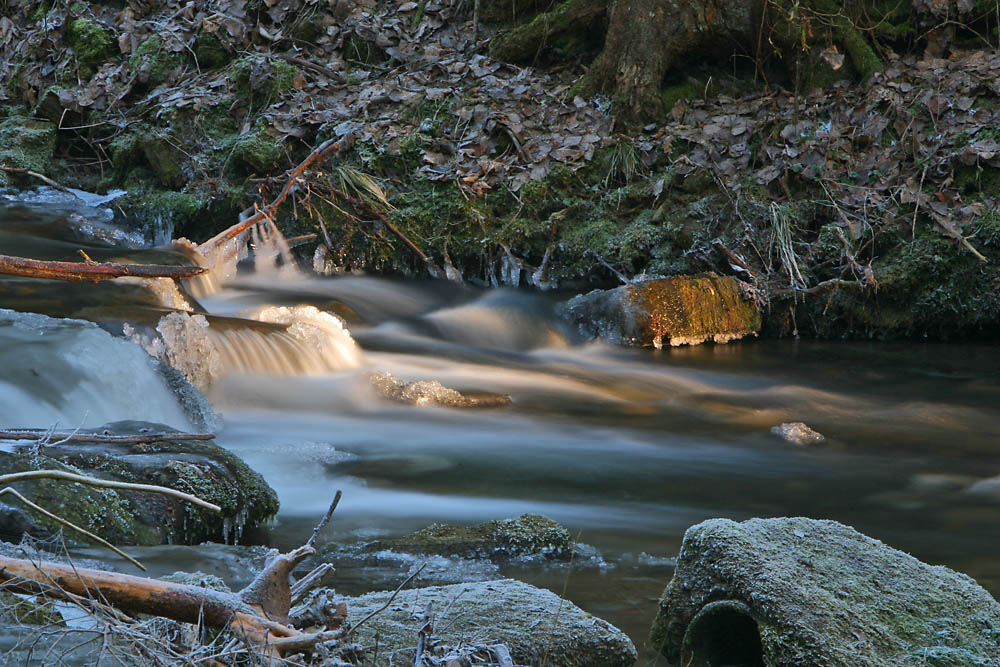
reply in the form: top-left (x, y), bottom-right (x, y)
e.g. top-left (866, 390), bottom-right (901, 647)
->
top-left (2, 190), bottom-right (1000, 662)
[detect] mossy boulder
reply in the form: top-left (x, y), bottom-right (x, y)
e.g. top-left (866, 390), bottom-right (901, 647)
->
top-left (366, 513), bottom-right (574, 561)
top-left (0, 421), bottom-right (278, 546)
top-left (129, 35), bottom-right (183, 88)
top-left (0, 114), bottom-right (57, 178)
top-left (193, 31), bottom-right (230, 69)
top-left (561, 273), bottom-right (761, 348)
top-left (230, 127), bottom-right (281, 173)
top-left (342, 578), bottom-right (637, 667)
top-left (651, 517), bottom-right (1000, 666)
top-left (138, 132), bottom-right (188, 188)
top-left (67, 18), bottom-right (114, 71)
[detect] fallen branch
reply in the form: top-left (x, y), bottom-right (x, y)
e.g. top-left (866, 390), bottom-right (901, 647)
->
top-left (0, 429), bottom-right (215, 444)
top-left (0, 254), bottom-right (207, 283)
top-left (0, 490), bottom-right (350, 659)
top-left (197, 137), bottom-right (342, 253)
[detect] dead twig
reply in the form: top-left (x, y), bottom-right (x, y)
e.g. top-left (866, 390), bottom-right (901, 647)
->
top-left (0, 470), bottom-right (222, 513)
top-left (0, 429), bottom-right (214, 444)
top-left (348, 563), bottom-right (428, 637)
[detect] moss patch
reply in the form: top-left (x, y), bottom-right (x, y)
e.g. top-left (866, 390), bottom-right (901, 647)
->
top-left (0, 113), bottom-right (57, 181)
top-left (67, 17), bottom-right (114, 72)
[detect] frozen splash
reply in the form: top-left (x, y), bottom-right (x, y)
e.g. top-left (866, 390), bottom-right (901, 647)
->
top-left (0, 309), bottom-right (193, 430)
top-left (241, 305), bottom-right (361, 373)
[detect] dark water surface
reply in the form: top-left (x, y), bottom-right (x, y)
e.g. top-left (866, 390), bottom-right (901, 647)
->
top-left (2, 192), bottom-right (1000, 662)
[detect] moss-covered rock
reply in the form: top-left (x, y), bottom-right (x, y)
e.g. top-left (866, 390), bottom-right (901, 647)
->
top-left (0, 113), bottom-right (57, 177)
top-left (0, 421), bottom-right (278, 546)
top-left (651, 517), bottom-right (1000, 666)
top-left (138, 132), bottom-right (188, 188)
top-left (230, 127), bottom-right (281, 173)
top-left (67, 17), bottom-right (114, 72)
top-left (0, 590), bottom-right (63, 626)
top-left (193, 31), bottom-right (230, 69)
top-left (343, 578), bottom-right (637, 667)
top-left (366, 513), bottom-right (574, 561)
top-left (561, 273), bottom-right (761, 347)
top-left (129, 35), bottom-right (183, 88)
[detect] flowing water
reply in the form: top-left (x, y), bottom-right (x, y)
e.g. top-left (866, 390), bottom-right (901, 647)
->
top-left (3, 190), bottom-right (1000, 661)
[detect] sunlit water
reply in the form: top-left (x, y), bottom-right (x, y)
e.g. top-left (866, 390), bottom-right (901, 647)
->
top-left (2, 192), bottom-right (1000, 661)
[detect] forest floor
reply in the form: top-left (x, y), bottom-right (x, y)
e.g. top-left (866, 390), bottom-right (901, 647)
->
top-left (2, 0), bottom-right (1000, 339)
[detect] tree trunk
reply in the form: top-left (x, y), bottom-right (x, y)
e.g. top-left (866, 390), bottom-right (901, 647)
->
top-left (586, 0), bottom-right (754, 125)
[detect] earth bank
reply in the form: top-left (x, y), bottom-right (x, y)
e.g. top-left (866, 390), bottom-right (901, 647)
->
top-left (2, 1), bottom-right (1000, 340)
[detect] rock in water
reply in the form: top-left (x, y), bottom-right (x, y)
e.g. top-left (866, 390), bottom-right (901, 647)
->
top-left (771, 421), bottom-right (825, 445)
top-left (370, 371), bottom-right (512, 408)
top-left (341, 579), bottom-right (637, 667)
top-left (366, 513), bottom-right (575, 561)
top-left (560, 273), bottom-right (760, 348)
top-left (651, 517), bottom-right (1000, 666)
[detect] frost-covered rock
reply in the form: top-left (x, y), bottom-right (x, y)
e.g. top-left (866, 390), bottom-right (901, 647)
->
top-left (370, 371), bottom-right (512, 408)
top-left (560, 273), bottom-right (760, 348)
top-left (342, 578), bottom-right (637, 667)
top-left (651, 517), bottom-right (1000, 666)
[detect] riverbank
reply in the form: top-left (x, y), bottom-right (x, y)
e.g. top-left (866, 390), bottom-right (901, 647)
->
top-left (3, 0), bottom-right (1000, 341)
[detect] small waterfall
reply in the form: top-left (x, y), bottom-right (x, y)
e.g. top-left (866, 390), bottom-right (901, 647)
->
top-left (0, 309), bottom-right (194, 430)
top-left (130, 305), bottom-right (362, 391)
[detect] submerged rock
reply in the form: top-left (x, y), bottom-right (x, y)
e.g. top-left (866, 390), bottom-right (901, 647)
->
top-left (370, 371), bottom-right (512, 408)
top-left (651, 517), bottom-right (1000, 666)
top-left (561, 273), bottom-right (760, 348)
top-left (0, 421), bottom-right (278, 546)
top-left (341, 578), bottom-right (637, 667)
top-left (367, 513), bottom-right (574, 561)
top-left (770, 421), bottom-right (825, 445)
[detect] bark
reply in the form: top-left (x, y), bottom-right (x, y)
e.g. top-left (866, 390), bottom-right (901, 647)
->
top-left (586, 0), bottom-right (753, 124)
top-left (0, 255), bottom-right (206, 282)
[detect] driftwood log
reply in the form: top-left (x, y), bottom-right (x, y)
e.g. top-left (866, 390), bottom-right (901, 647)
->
top-left (0, 492), bottom-right (346, 660)
top-left (0, 254), bottom-right (206, 282)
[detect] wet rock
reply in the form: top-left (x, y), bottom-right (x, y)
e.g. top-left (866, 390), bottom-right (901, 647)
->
top-left (770, 421), bottom-right (825, 445)
top-left (370, 371), bottom-right (512, 408)
top-left (560, 273), bottom-right (760, 348)
top-left (341, 578), bottom-right (637, 667)
top-left (651, 517), bottom-right (1000, 667)
top-left (0, 421), bottom-right (278, 546)
top-left (366, 513), bottom-right (574, 561)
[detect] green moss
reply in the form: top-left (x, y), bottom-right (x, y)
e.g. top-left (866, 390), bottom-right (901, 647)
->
top-left (194, 31), bottom-right (230, 69)
top-left (138, 131), bottom-right (187, 188)
top-left (28, 0), bottom-right (51, 23)
top-left (67, 17), bottom-right (114, 72)
top-left (367, 513), bottom-right (575, 561)
top-left (0, 114), bottom-right (57, 174)
top-left (230, 127), bottom-right (281, 173)
top-left (232, 56), bottom-right (300, 105)
top-left (662, 80), bottom-right (700, 111)
top-left (129, 35), bottom-right (183, 88)
top-left (0, 590), bottom-right (63, 626)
